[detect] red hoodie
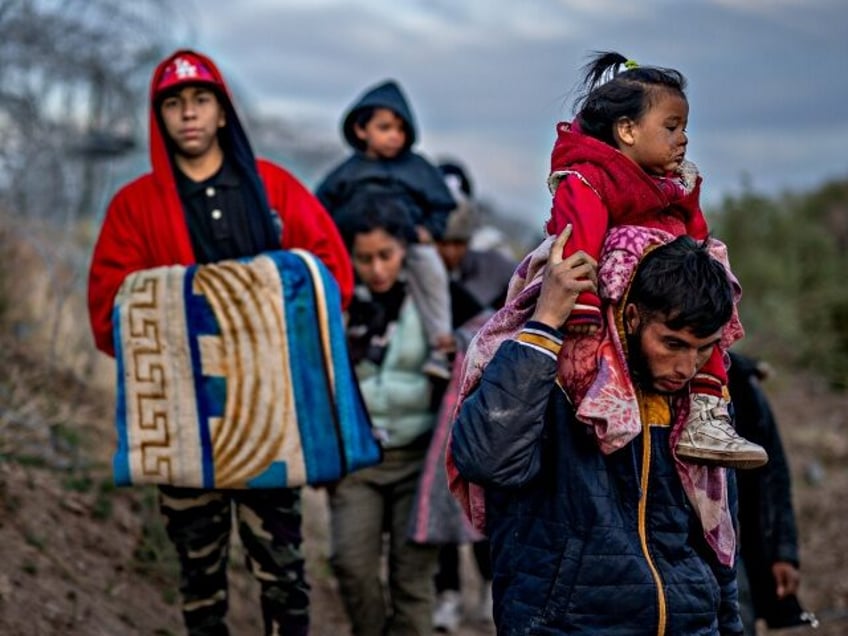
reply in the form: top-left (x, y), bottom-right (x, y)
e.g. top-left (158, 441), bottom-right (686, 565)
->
top-left (546, 121), bottom-right (727, 391)
top-left (87, 49), bottom-right (353, 356)
top-left (546, 121), bottom-right (709, 327)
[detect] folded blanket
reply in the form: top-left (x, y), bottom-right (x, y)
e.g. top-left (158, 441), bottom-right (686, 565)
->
top-left (446, 226), bottom-right (743, 567)
top-left (112, 249), bottom-right (381, 489)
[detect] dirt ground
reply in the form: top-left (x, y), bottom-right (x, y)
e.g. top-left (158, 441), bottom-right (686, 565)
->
top-left (0, 334), bottom-right (845, 635)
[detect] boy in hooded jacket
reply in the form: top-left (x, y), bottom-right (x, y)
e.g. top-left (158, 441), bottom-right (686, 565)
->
top-left (316, 79), bottom-right (457, 380)
top-left (87, 49), bottom-right (353, 636)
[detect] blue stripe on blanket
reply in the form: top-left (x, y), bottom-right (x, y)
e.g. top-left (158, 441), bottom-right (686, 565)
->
top-left (279, 251), bottom-right (343, 484)
top-left (300, 251), bottom-right (382, 477)
top-left (112, 305), bottom-right (130, 486)
top-left (308, 251), bottom-right (379, 477)
top-left (183, 271), bottom-right (220, 488)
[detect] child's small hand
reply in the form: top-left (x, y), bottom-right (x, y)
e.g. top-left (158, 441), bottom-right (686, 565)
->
top-left (565, 323), bottom-right (599, 335)
top-left (416, 226), bottom-right (433, 244)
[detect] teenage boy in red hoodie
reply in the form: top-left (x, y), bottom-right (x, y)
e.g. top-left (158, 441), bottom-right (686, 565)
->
top-left (88, 49), bottom-right (353, 636)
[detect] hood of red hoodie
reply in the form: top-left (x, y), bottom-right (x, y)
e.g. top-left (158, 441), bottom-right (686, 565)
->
top-left (549, 121), bottom-right (703, 223)
top-left (145, 49), bottom-right (280, 256)
top-left (550, 121), bottom-right (665, 207)
top-left (148, 49), bottom-right (235, 189)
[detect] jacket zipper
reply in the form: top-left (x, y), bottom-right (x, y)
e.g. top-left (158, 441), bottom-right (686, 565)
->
top-left (637, 405), bottom-right (667, 636)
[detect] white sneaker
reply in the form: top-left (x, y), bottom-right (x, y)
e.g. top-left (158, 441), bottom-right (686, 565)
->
top-left (433, 590), bottom-right (462, 633)
top-left (676, 393), bottom-right (768, 469)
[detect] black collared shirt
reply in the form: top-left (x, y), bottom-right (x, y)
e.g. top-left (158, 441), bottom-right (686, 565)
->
top-left (176, 160), bottom-right (254, 264)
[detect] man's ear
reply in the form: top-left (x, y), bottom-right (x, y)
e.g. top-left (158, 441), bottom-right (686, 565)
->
top-left (624, 303), bottom-right (640, 334)
top-left (614, 117), bottom-right (636, 147)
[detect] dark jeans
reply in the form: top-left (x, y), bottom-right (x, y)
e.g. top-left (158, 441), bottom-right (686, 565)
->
top-left (737, 558), bottom-right (756, 636)
top-left (435, 540), bottom-right (493, 593)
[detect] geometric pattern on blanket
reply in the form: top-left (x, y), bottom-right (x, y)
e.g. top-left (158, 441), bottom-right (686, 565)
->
top-left (112, 249), bottom-right (381, 489)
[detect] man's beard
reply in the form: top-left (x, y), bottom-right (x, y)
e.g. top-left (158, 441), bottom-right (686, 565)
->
top-left (626, 327), bottom-right (685, 396)
top-left (625, 328), bottom-right (655, 392)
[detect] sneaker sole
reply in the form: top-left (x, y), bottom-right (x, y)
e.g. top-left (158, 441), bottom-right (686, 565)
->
top-left (676, 447), bottom-right (769, 470)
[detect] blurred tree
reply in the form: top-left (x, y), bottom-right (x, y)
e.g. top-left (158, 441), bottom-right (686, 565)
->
top-left (244, 111), bottom-right (344, 188)
top-left (711, 177), bottom-right (848, 388)
top-left (0, 0), bottom-right (190, 367)
top-left (711, 187), bottom-right (800, 355)
top-left (789, 184), bottom-right (848, 387)
top-left (0, 0), bottom-right (192, 224)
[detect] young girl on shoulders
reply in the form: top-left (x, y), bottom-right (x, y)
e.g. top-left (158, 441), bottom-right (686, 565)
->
top-left (547, 51), bottom-right (766, 469)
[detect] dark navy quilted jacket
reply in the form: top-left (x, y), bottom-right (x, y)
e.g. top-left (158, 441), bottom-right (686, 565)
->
top-left (451, 339), bottom-right (744, 635)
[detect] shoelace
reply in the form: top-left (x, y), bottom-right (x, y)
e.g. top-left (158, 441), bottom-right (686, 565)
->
top-left (703, 410), bottom-right (737, 435)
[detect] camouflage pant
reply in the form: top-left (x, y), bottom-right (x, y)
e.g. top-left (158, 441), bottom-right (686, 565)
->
top-left (158, 485), bottom-right (309, 636)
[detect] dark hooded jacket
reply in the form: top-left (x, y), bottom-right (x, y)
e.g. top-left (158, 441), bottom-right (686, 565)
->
top-left (88, 49), bottom-right (353, 356)
top-left (315, 80), bottom-right (455, 241)
top-left (729, 352), bottom-right (807, 629)
top-left (451, 337), bottom-right (744, 635)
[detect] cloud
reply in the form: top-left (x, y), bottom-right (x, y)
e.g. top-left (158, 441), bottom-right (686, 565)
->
top-left (187, 0), bottom-right (848, 225)
top-left (697, 122), bottom-right (848, 204)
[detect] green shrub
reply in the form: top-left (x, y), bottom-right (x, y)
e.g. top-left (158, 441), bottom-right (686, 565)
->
top-left (710, 178), bottom-right (848, 388)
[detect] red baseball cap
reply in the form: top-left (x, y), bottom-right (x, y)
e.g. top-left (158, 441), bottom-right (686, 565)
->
top-left (155, 53), bottom-right (220, 98)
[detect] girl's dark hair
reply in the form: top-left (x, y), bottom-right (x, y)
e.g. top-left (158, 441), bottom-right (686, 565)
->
top-left (335, 193), bottom-right (413, 252)
top-left (575, 51), bottom-right (687, 147)
top-left (626, 235), bottom-right (733, 337)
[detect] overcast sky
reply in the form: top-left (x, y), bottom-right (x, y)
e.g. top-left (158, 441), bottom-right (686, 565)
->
top-left (182, 0), bottom-right (847, 228)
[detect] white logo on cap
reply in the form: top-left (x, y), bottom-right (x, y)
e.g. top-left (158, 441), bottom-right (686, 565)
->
top-left (174, 57), bottom-right (199, 79)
